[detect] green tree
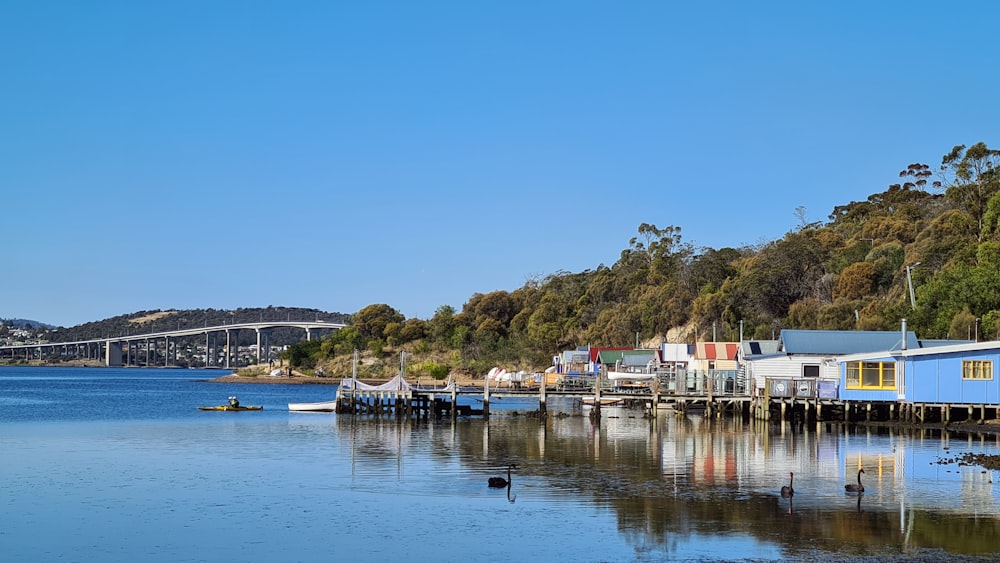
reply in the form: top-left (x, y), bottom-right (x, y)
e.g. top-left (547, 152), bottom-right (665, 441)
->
top-left (286, 339), bottom-right (321, 368)
top-left (686, 247), bottom-right (742, 293)
top-left (352, 304), bottom-right (404, 341)
top-left (527, 293), bottom-right (570, 351)
top-left (735, 229), bottom-right (830, 320)
top-left (631, 223), bottom-right (692, 284)
top-left (817, 300), bottom-right (861, 330)
top-left (949, 309), bottom-right (978, 341)
top-left (786, 297), bottom-right (821, 329)
top-left (942, 142), bottom-right (1000, 241)
top-left (909, 210), bottom-right (977, 271)
top-left (429, 305), bottom-right (457, 344)
top-left (833, 262), bottom-right (876, 300)
top-left (399, 318), bottom-right (428, 343)
top-left (464, 291), bottom-right (518, 340)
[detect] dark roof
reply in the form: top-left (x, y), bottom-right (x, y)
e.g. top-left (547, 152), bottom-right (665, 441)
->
top-left (741, 340), bottom-right (780, 357)
top-left (597, 349), bottom-right (657, 366)
top-left (779, 329), bottom-right (919, 355)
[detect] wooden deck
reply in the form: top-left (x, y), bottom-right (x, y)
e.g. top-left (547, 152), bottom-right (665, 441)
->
top-left (333, 382), bottom-right (1000, 427)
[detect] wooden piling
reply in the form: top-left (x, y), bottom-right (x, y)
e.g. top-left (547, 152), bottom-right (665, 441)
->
top-left (482, 376), bottom-right (490, 419)
top-left (649, 378), bottom-right (658, 419)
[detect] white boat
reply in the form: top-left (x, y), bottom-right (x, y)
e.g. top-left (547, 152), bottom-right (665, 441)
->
top-left (607, 370), bottom-right (656, 381)
top-left (288, 400), bottom-right (337, 412)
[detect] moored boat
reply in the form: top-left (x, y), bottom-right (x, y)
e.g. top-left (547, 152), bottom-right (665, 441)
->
top-left (288, 400), bottom-right (337, 412)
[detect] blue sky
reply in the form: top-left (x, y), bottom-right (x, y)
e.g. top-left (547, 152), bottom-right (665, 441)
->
top-left (3, 1), bottom-right (998, 327)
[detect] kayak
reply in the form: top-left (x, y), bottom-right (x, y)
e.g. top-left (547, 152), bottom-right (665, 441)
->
top-left (197, 405), bottom-right (263, 411)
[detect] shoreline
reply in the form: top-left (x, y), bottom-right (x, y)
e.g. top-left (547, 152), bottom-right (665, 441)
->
top-left (209, 373), bottom-right (340, 385)
top-left (207, 372), bottom-right (1000, 437)
top-left (207, 373), bottom-right (475, 387)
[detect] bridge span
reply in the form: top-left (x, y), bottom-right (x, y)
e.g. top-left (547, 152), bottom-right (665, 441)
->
top-left (0, 321), bottom-right (347, 368)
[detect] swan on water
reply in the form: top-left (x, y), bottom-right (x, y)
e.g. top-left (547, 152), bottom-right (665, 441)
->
top-left (780, 472), bottom-right (794, 497)
top-left (845, 468), bottom-right (865, 493)
top-left (488, 464), bottom-right (516, 488)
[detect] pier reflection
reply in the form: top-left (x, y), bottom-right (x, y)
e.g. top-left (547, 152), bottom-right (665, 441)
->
top-left (333, 411), bottom-right (1000, 558)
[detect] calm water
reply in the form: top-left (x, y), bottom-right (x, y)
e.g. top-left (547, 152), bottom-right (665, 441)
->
top-left (2, 367), bottom-right (1000, 562)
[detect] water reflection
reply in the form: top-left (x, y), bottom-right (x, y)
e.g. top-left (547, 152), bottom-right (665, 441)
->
top-left (333, 411), bottom-right (1000, 558)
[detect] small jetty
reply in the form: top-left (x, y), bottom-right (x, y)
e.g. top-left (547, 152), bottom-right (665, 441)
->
top-left (335, 374), bottom-right (482, 418)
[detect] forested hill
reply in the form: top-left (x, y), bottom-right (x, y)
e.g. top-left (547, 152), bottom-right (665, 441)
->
top-left (48, 307), bottom-right (349, 346)
top-left (292, 142), bottom-right (1000, 378)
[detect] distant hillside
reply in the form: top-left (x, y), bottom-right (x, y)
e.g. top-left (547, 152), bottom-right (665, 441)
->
top-left (47, 307), bottom-right (350, 347)
top-left (1, 318), bottom-right (54, 330)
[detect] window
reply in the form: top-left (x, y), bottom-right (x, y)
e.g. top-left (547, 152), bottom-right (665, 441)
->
top-left (802, 364), bottom-right (820, 378)
top-left (963, 360), bottom-right (994, 380)
top-left (846, 363), bottom-right (860, 387)
top-left (845, 361), bottom-right (896, 390)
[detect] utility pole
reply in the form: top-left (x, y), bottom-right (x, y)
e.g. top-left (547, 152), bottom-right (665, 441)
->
top-left (905, 262), bottom-right (921, 309)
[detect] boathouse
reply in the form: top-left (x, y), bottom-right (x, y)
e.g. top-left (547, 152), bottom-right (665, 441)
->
top-left (659, 342), bottom-right (693, 370)
top-left (744, 329), bottom-right (919, 400)
top-left (691, 342), bottom-right (740, 394)
top-left (597, 348), bottom-right (658, 373)
top-left (838, 340), bottom-right (1000, 412)
top-left (555, 347), bottom-right (593, 375)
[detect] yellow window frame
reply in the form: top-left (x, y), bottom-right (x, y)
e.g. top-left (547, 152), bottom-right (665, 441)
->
top-left (962, 360), bottom-right (994, 380)
top-left (845, 361), bottom-right (896, 390)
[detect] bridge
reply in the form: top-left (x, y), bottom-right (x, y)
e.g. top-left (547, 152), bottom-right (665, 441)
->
top-left (0, 321), bottom-right (347, 368)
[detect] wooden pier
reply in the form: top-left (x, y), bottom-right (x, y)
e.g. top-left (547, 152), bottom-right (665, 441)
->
top-left (333, 378), bottom-right (1000, 429)
top-left (335, 387), bottom-right (483, 419)
top-left (333, 378), bottom-right (758, 421)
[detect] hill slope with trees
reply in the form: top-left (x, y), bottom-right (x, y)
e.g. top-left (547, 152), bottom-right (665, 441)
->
top-left (290, 142), bottom-right (1000, 379)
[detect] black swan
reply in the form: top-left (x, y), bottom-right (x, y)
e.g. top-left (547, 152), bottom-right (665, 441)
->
top-left (488, 464), bottom-right (516, 488)
top-left (845, 468), bottom-right (865, 493)
top-left (780, 472), bottom-right (794, 497)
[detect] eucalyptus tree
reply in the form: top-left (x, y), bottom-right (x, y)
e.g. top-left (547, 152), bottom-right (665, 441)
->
top-left (463, 290), bottom-right (518, 340)
top-left (941, 142), bottom-right (1000, 242)
top-left (733, 229), bottom-right (831, 322)
top-left (428, 305), bottom-right (457, 345)
top-left (685, 247), bottom-right (742, 294)
top-left (626, 223), bottom-right (692, 284)
top-left (352, 304), bottom-right (404, 341)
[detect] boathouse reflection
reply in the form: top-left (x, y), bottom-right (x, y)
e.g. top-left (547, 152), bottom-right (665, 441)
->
top-left (331, 412), bottom-right (1000, 557)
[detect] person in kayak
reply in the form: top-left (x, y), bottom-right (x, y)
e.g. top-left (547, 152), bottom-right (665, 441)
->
top-left (228, 396), bottom-right (240, 408)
